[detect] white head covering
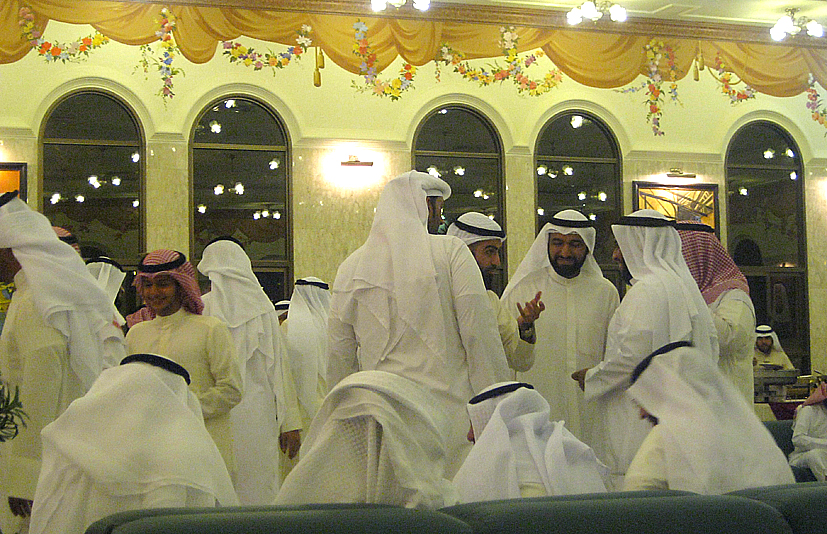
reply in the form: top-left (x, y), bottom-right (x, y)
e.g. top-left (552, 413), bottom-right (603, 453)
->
top-left (446, 212), bottom-right (505, 247)
top-left (0, 192), bottom-right (126, 389)
top-left (627, 342), bottom-right (794, 494)
top-left (276, 370), bottom-right (458, 509)
top-left (502, 209), bottom-right (602, 302)
top-left (454, 381), bottom-right (607, 502)
top-left (286, 276), bottom-right (331, 419)
top-left (333, 170), bottom-right (452, 364)
top-left (30, 354), bottom-right (238, 533)
top-left (86, 257), bottom-right (126, 326)
top-left (612, 209), bottom-right (718, 358)
top-left (756, 324), bottom-right (785, 353)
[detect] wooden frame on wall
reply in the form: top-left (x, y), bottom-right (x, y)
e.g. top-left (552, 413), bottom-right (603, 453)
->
top-left (0, 162), bottom-right (26, 201)
top-left (633, 180), bottom-right (718, 234)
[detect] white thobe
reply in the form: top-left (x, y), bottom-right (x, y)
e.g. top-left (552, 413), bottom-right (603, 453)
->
top-left (501, 267), bottom-right (618, 444)
top-left (125, 309), bottom-right (242, 476)
top-left (710, 289), bottom-right (755, 405)
top-left (487, 290), bottom-right (534, 374)
top-left (327, 236), bottom-right (511, 476)
top-left (754, 348), bottom-right (795, 370)
top-left (584, 275), bottom-right (716, 488)
top-left (790, 404), bottom-right (827, 481)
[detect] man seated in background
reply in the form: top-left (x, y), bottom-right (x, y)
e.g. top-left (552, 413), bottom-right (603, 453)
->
top-left (624, 341), bottom-right (794, 494)
top-left (789, 382), bottom-right (827, 480)
top-left (754, 324), bottom-right (795, 370)
top-left (453, 381), bottom-right (606, 502)
top-left (29, 353), bottom-right (238, 534)
top-left (276, 370), bottom-right (458, 509)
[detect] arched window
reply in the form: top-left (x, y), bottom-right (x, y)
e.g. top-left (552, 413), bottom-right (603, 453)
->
top-left (726, 121), bottom-right (808, 371)
top-left (535, 111), bottom-right (622, 286)
top-left (412, 105), bottom-right (505, 291)
top-left (191, 96), bottom-right (290, 303)
top-left (42, 91), bottom-right (143, 264)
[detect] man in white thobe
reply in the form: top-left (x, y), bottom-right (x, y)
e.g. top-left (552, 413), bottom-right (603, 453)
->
top-left (454, 382), bottom-right (606, 502)
top-left (677, 222), bottom-right (756, 404)
top-left (198, 238), bottom-right (302, 504)
top-left (501, 210), bottom-right (619, 446)
top-left (582, 209), bottom-right (719, 489)
top-left (29, 353), bottom-right (238, 534)
top-left (789, 383), bottom-right (827, 480)
top-left (624, 341), bottom-right (793, 493)
top-left (327, 170), bottom-right (510, 476)
top-left (125, 249), bottom-right (242, 479)
top-left (446, 212), bottom-right (543, 375)
top-left (754, 324), bottom-right (796, 370)
top-left (0, 191), bottom-right (126, 533)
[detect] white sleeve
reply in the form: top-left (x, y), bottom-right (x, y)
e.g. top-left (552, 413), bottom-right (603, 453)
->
top-left (793, 406), bottom-right (827, 451)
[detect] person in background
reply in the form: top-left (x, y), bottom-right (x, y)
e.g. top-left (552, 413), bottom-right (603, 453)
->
top-left (446, 212), bottom-right (544, 375)
top-left (453, 381), bottom-right (606, 502)
top-left (624, 341), bottom-right (794, 493)
top-left (754, 324), bottom-right (795, 370)
top-left (789, 382), bottom-right (827, 480)
top-left (125, 249), bottom-right (242, 479)
top-left (86, 256), bottom-right (127, 329)
top-left (677, 222), bottom-right (756, 404)
top-left (198, 237), bottom-right (301, 504)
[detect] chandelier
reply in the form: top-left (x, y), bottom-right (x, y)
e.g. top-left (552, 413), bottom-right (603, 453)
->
top-left (770, 8), bottom-right (823, 41)
top-left (567, 1), bottom-right (627, 25)
top-left (371, 0), bottom-right (429, 11)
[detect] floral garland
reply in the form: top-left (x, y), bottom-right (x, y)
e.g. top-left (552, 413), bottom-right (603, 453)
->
top-left (351, 21), bottom-right (416, 101)
top-left (18, 6), bottom-right (109, 63)
top-left (435, 27), bottom-right (562, 97)
top-left (711, 54), bottom-right (756, 104)
top-left (806, 74), bottom-right (827, 131)
top-left (135, 8), bottom-right (183, 100)
top-left (222, 25), bottom-right (312, 73)
top-left (617, 38), bottom-right (680, 136)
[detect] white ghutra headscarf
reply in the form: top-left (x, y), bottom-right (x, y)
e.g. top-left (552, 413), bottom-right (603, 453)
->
top-left (86, 257), bottom-right (126, 326)
top-left (0, 192), bottom-right (125, 389)
top-left (446, 212), bottom-right (505, 247)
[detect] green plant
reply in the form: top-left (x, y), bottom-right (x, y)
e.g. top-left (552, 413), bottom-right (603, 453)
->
top-left (0, 376), bottom-right (26, 443)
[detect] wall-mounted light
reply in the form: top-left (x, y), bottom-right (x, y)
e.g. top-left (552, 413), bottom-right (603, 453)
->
top-left (665, 168), bottom-right (697, 178)
top-left (341, 155), bottom-right (373, 167)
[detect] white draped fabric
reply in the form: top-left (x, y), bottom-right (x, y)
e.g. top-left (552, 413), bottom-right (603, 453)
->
top-left (29, 360), bottom-right (238, 534)
top-left (790, 404), bottom-right (827, 481)
top-left (276, 371), bottom-right (459, 509)
top-left (86, 258), bottom-right (126, 327)
top-left (625, 344), bottom-right (793, 494)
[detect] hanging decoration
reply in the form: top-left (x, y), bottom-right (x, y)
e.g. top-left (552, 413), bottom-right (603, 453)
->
top-left (617, 38), bottom-right (680, 136)
top-left (222, 25), bottom-right (312, 75)
top-left (18, 6), bottom-right (109, 63)
top-left (135, 8), bottom-right (183, 101)
top-left (710, 54), bottom-right (756, 104)
top-left (806, 74), bottom-right (827, 131)
top-left (435, 26), bottom-right (563, 97)
top-left (351, 21), bottom-right (416, 100)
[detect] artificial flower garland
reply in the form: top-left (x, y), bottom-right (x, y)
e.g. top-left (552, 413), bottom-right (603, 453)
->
top-left (806, 74), bottom-right (827, 131)
top-left (351, 21), bottom-right (416, 101)
top-left (435, 27), bottom-right (562, 97)
top-left (617, 38), bottom-right (680, 136)
top-left (135, 8), bottom-right (183, 100)
top-left (222, 25), bottom-right (312, 73)
top-left (711, 54), bottom-right (756, 104)
top-left (18, 5), bottom-right (109, 63)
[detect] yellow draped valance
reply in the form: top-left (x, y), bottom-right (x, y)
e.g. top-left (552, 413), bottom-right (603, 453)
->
top-left (2, 0), bottom-right (826, 97)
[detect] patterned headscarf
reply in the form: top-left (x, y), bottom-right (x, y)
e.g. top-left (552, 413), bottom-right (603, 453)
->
top-left (52, 226), bottom-right (81, 254)
top-left (133, 249), bottom-right (203, 319)
top-left (677, 222), bottom-right (749, 305)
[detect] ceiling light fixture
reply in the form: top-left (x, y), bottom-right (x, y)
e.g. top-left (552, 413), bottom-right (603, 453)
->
top-left (771, 8), bottom-right (824, 41)
top-left (372, 0), bottom-right (429, 12)
top-left (665, 168), bottom-right (697, 178)
top-left (567, 1), bottom-right (627, 25)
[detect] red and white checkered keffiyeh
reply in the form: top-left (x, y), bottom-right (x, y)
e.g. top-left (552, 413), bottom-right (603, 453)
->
top-left (133, 249), bottom-right (204, 320)
top-left (678, 225), bottom-right (749, 305)
top-left (52, 226), bottom-right (81, 254)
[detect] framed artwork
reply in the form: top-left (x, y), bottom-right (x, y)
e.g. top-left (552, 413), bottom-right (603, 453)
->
top-left (0, 162), bottom-right (27, 201)
top-left (633, 181), bottom-right (718, 233)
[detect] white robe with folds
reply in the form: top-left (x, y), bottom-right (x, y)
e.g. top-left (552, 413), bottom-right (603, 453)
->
top-left (501, 267), bottom-right (618, 445)
top-left (125, 309), bottom-right (243, 477)
top-left (327, 235), bottom-right (511, 476)
top-left (29, 362), bottom-right (238, 534)
top-left (710, 289), bottom-right (756, 404)
top-left (790, 404), bottom-right (827, 481)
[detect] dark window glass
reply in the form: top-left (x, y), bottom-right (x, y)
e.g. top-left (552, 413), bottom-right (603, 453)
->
top-left (44, 92), bottom-right (139, 142)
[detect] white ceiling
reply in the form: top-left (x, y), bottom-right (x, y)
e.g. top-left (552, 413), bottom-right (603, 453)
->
top-left (437, 0), bottom-right (827, 27)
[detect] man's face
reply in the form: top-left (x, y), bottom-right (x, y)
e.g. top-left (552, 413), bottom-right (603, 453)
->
top-left (756, 336), bottom-right (773, 354)
top-left (426, 196), bottom-right (444, 235)
top-left (0, 248), bottom-right (21, 284)
top-left (612, 245), bottom-right (632, 285)
top-left (140, 274), bottom-right (183, 317)
top-left (469, 239), bottom-right (502, 290)
top-left (548, 232), bottom-right (588, 279)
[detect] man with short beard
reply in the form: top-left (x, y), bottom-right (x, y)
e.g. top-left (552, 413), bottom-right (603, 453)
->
top-left (501, 210), bottom-right (619, 447)
top-left (447, 212), bottom-right (544, 375)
